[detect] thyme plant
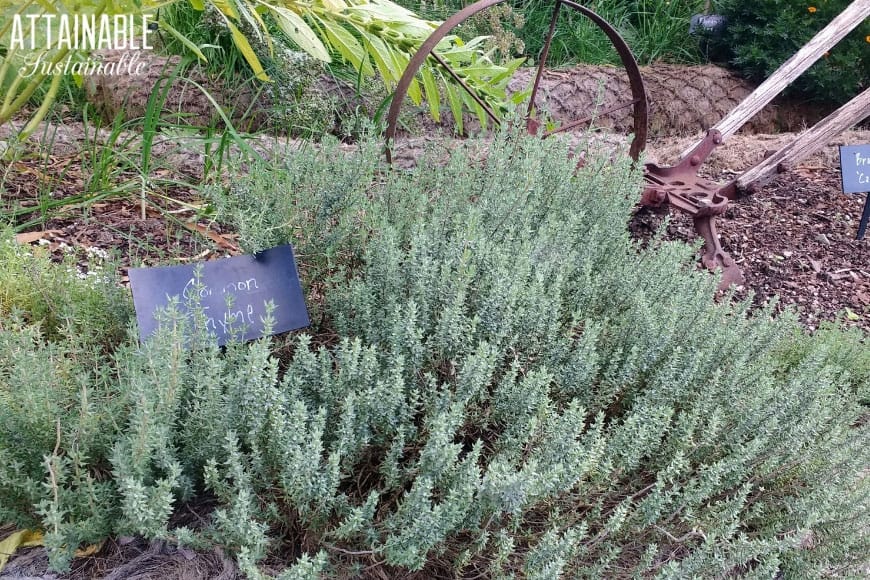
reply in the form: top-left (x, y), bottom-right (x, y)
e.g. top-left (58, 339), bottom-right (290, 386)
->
top-left (1, 131), bottom-right (868, 577)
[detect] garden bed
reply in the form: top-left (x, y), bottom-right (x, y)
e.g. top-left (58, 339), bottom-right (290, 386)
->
top-left (3, 123), bottom-right (868, 332)
top-left (0, 123), bottom-right (868, 580)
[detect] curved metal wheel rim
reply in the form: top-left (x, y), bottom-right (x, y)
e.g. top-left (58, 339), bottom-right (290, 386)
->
top-left (384, 0), bottom-right (648, 161)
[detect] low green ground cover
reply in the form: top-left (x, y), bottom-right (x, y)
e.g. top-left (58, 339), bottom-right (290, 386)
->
top-left (1, 130), bottom-right (867, 578)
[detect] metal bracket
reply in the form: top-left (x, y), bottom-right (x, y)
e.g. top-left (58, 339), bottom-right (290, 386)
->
top-left (641, 129), bottom-right (743, 288)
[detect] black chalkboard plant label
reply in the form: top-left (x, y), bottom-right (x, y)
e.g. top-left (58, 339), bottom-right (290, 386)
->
top-left (838, 144), bottom-right (870, 240)
top-left (128, 245), bottom-right (309, 346)
top-left (840, 144), bottom-right (870, 193)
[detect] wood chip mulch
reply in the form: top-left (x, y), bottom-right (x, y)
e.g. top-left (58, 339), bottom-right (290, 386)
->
top-left (632, 165), bottom-right (870, 332)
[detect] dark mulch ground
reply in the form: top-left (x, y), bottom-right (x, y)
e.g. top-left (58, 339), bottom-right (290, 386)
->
top-left (726, 168), bottom-right (869, 331)
top-left (631, 165), bottom-right (870, 332)
top-left (1, 147), bottom-right (239, 274)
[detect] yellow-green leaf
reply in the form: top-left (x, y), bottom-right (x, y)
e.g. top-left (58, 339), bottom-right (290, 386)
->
top-left (211, 0), bottom-right (239, 20)
top-left (270, 6), bottom-right (331, 62)
top-left (189, 0), bottom-right (205, 10)
top-left (238, 0), bottom-right (270, 51)
top-left (407, 75), bottom-right (422, 105)
top-left (443, 73), bottom-right (463, 134)
top-left (420, 65), bottom-right (440, 122)
top-left (225, 19), bottom-right (270, 80)
top-left (349, 0), bottom-right (420, 22)
top-left (460, 86), bottom-right (487, 130)
top-left (511, 89), bottom-right (531, 105)
top-left (320, 0), bottom-right (347, 11)
top-left (0, 529), bottom-right (106, 573)
top-left (389, 49), bottom-right (421, 104)
top-left (489, 57), bottom-right (526, 85)
top-left (318, 17), bottom-right (372, 74)
top-left (378, 38), bottom-right (404, 81)
top-left (0, 530), bottom-right (43, 572)
top-left (362, 34), bottom-right (398, 87)
top-left (158, 20), bottom-right (208, 61)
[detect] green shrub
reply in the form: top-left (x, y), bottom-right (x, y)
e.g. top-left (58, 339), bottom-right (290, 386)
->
top-left (1, 131), bottom-right (868, 577)
top-left (400, 0), bottom-right (709, 66)
top-left (709, 0), bottom-right (869, 105)
top-left (0, 236), bottom-right (131, 569)
top-left (0, 231), bottom-right (131, 345)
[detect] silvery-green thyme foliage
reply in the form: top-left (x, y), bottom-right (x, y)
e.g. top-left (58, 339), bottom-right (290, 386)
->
top-left (1, 129), bottom-right (867, 577)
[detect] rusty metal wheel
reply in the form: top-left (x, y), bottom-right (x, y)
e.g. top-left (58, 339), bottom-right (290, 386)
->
top-left (384, 0), bottom-right (648, 161)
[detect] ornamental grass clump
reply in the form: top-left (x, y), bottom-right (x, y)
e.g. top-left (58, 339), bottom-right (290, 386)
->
top-left (1, 130), bottom-right (868, 578)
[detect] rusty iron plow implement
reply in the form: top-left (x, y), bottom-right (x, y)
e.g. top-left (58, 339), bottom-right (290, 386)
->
top-left (386, 0), bottom-right (870, 289)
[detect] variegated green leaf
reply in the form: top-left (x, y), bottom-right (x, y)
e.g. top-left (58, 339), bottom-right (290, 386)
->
top-left (225, 19), bottom-right (270, 80)
top-left (420, 65), bottom-right (440, 122)
top-left (270, 5), bottom-right (331, 62)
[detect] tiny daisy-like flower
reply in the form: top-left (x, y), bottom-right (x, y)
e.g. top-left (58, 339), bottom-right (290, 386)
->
top-left (808, 6), bottom-right (817, 12)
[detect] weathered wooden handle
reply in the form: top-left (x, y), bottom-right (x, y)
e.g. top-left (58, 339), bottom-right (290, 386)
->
top-left (736, 86), bottom-right (870, 191)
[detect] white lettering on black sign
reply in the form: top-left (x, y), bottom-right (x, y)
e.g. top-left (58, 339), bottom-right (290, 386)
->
top-left (840, 145), bottom-right (870, 194)
top-left (129, 245), bottom-right (309, 346)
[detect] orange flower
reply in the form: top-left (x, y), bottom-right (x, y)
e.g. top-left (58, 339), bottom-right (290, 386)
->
top-left (866, 35), bottom-right (870, 43)
top-left (808, 6), bottom-right (817, 12)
